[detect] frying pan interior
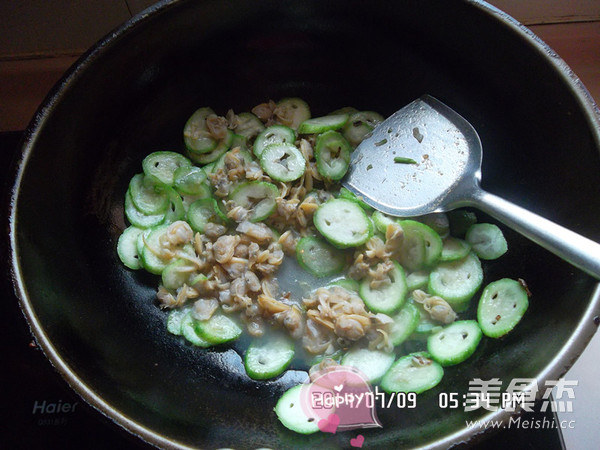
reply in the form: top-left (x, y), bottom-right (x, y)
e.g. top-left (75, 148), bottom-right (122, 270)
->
top-left (11, 0), bottom-right (600, 448)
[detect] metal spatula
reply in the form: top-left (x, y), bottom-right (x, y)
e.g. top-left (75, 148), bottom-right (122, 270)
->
top-left (343, 95), bottom-right (600, 279)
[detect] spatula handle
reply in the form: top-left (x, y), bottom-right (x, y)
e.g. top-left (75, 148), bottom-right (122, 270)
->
top-left (470, 189), bottom-right (600, 280)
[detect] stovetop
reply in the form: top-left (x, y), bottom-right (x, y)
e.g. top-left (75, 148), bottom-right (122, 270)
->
top-left (0, 131), bottom-right (565, 449)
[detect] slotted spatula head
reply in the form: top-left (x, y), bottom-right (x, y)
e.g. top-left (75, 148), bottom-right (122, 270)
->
top-left (343, 95), bottom-right (483, 217)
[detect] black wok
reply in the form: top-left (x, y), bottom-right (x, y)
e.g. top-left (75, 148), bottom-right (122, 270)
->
top-left (9, 0), bottom-right (600, 448)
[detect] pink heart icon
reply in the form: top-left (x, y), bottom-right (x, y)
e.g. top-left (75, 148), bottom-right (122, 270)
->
top-left (350, 434), bottom-right (365, 448)
top-left (318, 413), bottom-right (340, 434)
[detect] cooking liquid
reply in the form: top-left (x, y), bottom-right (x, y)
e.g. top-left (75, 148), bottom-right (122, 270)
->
top-left (230, 252), bottom-right (348, 374)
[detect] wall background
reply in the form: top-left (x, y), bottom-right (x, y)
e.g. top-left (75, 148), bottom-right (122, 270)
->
top-left (1, 0), bottom-right (599, 131)
top-left (1, 0), bottom-right (598, 59)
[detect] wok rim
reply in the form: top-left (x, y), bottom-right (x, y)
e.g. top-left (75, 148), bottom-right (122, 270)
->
top-left (7, 0), bottom-right (600, 448)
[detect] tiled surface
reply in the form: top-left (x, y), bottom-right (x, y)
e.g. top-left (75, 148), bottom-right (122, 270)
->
top-left (558, 334), bottom-right (600, 450)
